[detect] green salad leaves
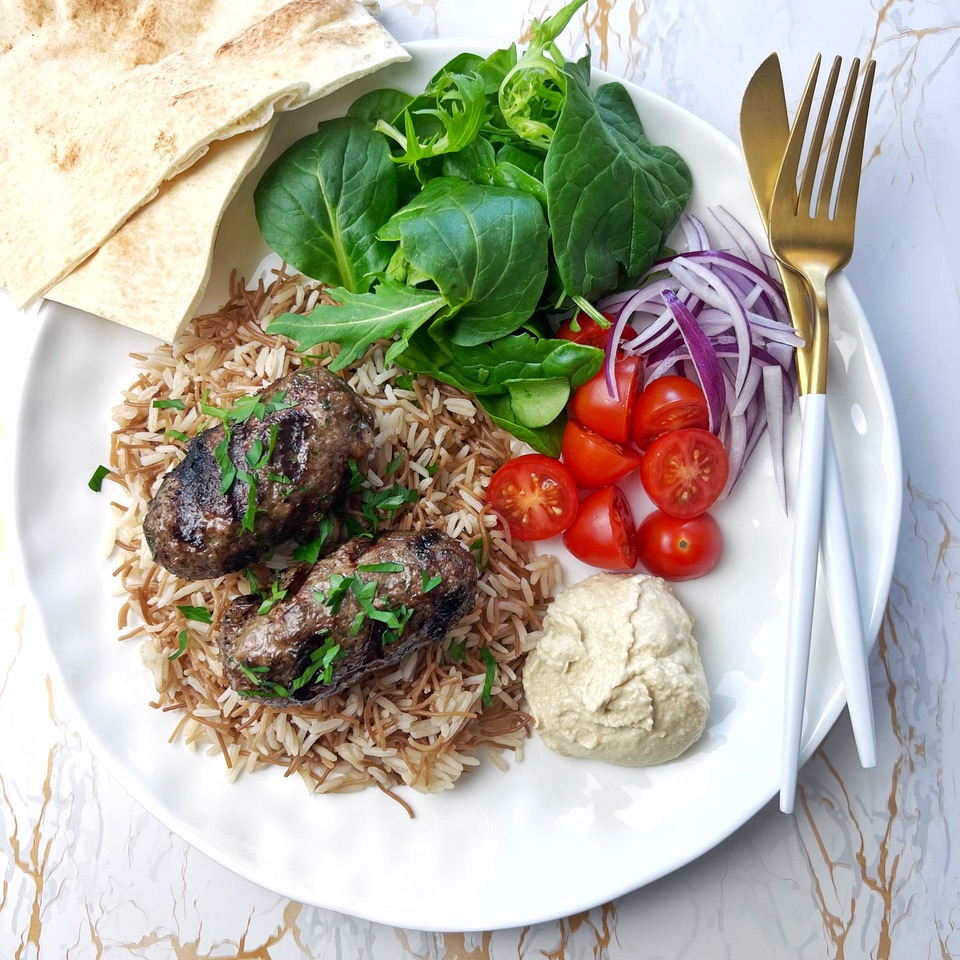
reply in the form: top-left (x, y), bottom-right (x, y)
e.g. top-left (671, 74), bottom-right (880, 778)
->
top-left (254, 0), bottom-right (692, 455)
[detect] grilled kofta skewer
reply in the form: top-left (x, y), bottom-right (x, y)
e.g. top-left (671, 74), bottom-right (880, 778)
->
top-left (217, 530), bottom-right (478, 704)
top-left (144, 366), bottom-right (375, 580)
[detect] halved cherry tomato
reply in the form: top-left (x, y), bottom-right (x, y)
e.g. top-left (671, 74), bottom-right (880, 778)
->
top-left (632, 375), bottom-right (710, 451)
top-left (556, 310), bottom-right (616, 348)
top-left (636, 510), bottom-right (723, 580)
top-left (640, 427), bottom-right (729, 519)
top-left (563, 485), bottom-right (638, 570)
top-left (487, 454), bottom-right (578, 541)
top-left (561, 420), bottom-right (643, 488)
top-left (570, 354), bottom-right (642, 444)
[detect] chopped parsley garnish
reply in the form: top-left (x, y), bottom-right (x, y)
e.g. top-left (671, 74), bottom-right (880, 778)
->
top-left (426, 462), bottom-right (439, 477)
top-left (243, 567), bottom-right (261, 595)
top-left (152, 397), bottom-right (185, 410)
top-left (447, 640), bottom-right (468, 663)
top-left (345, 459), bottom-right (366, 494)
top-left (386, 453), bottom-right (405, 475)
top-left (469, 539), bottom-right (489, 572)
top-left (315, 571), bottom-right (413, 645)
top-left (293, 517), bottom-right (335, 565)
top-left (165, 428), bottom-right (191, 443)
top-left (213, 425), bottom-right (236, 493)
top-left (257, 578), bottom-right (288, 616)
top-left (237, 467), bottom-right (258, 533)
top-left (358, 561), bottom-right (404, 573)
top-left (177, 605), bottom-right (212, 624)
top-left (87, 464), bottom-right (110, 492)
top-left (480, 647), bottom-right (497, 706)
top-left (168, 630), bottom-right (189, 661)
top-left (292, 636), bottom-right (347, 691)
top-left (421, 571), bottom-right (442, 593)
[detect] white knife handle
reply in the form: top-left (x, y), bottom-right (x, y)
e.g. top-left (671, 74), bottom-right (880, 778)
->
top-left (781, 393), bottom-right (827, 814)
top-left (822, 417), bottom-right (877, 768)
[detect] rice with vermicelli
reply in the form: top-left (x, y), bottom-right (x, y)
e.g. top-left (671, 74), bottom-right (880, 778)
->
top-left (107, 268), bottom-right (561, 810)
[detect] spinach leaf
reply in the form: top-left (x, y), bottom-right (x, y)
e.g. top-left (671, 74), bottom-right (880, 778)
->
top-left (254, 118), bottom-right (397, 292)
top-left (267, 280), bottom-right (446, 370)
top-left (393, 327), bottom-right (603, 396)
top-left (379, 179), bottom-right (549, 346)
top-left (544, 56), bottom-right (693, 296)
top-left (476, 392), bottom-right (567, 457)
top-left (347, 88), bottom-right (413, 126)
top-left (441, 137), bottom-right (498, 185)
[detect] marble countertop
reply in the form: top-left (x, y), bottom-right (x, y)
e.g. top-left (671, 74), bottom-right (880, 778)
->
top-left (3, 0), bottom-right (958, 956)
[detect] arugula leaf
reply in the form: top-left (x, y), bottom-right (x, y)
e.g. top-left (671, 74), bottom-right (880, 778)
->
top-left (544, 56), bottom-right (693, 296)
top-left (254, 117), bottom-right (397, 293)
top-left (267, 280), bottom-right (447, 371)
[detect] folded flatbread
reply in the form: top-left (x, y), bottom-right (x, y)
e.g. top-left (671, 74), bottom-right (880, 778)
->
top-left (0, 0), bottom-right (408, 311)
top-left (46, 125), bottom-right (274, 342)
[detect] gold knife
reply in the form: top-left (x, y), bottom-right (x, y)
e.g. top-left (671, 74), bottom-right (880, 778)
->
top-left (740, 54), bottom-right (877, 775)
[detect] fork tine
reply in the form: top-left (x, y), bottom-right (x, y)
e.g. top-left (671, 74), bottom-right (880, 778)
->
top-left (816, 58), bottom-right (859, 220)
top-left (799, 56), bottom-right (842, 214)
top-left (834, 59), bottom-right (876, 226)
top-left (777, 54), bottom-right (821, 215)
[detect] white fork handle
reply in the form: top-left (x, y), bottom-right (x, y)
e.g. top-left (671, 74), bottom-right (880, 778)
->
top-left (781, 393), bottom-right (826, 814)
top-left (821, 416), bottom-right (877, 768)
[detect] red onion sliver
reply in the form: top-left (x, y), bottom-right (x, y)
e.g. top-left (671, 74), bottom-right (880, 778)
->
top-left (661, 289), bottom-right (725, 433)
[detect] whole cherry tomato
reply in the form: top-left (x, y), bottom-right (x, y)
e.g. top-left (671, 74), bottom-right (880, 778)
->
top-left (640, 427), bottom-right (729, 519)
top-left (487, 454), bottom-right (578, 541)
top-left (561, 420), bottom-right (643, 488)
top-left (562, 485), bottom-right (638, 570)
top-left (636, 510), bottom-right (723, 580)
top-left (556, 310), bottom-right (616, 348)
top-left (632, 375), bottom-right (710, 450)
top-left (570, 354), bottom-right (642, 444)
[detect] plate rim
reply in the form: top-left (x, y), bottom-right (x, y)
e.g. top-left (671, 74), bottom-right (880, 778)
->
top-left (8, 37), bottom-right (903, 931)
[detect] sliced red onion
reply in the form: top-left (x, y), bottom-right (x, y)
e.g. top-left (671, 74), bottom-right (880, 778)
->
top-left (661, 290), bottom-right (725, 433)
top-left (568, 209), bottom-right (798, 503)
top-left (710, 206), bottom-right (766, 270)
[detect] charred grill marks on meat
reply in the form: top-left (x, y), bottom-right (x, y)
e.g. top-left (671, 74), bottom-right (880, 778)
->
top-left (143, 366), bottom-right (375, 579)
top-left (217, 530), bottom-right (479, 704)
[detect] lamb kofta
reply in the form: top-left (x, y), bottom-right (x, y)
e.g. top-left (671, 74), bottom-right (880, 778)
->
top-left (216, 530), bottom-right (479, 704)
top-left (143, 365), bottom-right (375, 579)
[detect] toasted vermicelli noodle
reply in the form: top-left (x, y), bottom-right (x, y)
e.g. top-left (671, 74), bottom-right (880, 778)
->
top-left (107, 268), bottom-right (562, 812)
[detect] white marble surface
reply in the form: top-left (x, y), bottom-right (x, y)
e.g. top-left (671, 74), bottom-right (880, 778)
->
top-left (2, 0), bottom-right (958, 956)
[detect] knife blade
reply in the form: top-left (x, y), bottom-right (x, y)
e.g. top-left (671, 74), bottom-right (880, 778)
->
top-left (739, 54), bottom-right (877, 780)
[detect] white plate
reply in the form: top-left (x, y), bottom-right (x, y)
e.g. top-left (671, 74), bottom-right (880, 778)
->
top-left (11, 41), bottom-right (901, 932)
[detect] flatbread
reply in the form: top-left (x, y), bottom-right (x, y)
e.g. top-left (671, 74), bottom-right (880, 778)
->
top-left (0, 0), bottom-right (408, 309)
top-left (46, 125), bottom-right (275, 342)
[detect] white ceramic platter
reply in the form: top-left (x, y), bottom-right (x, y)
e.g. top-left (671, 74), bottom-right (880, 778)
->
top-left (11, 40), bottom-right (901, 932)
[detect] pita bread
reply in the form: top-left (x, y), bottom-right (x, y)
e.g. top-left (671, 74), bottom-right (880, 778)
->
top-left (0, 0), bottom-right (408, 309)
top-left (46, 124), bottom-right (275, 342)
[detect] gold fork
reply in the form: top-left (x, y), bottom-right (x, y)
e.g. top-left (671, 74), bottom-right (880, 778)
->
top-left (768, 54), bottom-right (876, 814)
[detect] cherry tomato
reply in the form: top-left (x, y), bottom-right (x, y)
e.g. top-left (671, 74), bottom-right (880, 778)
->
top-left (487, 454), bottom-right (578, 541)
top-left (636, 510), bottom-right (723, 580)
top-left (632, 375), bottom-right (710, 451)
top-left (562, 485), bottom-right (638, 570)
top-left (561, 420), bottom-right (643, 488)
top-left (640, 427), bottom-right (729, 519)
top-left (556, 310), bottom-right (616, 348)
top-left (570, 354), bottom-right (642, 444)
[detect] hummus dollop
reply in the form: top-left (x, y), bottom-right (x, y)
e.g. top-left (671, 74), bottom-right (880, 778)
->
top-left (523, 572), bottom-right (710, 766)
